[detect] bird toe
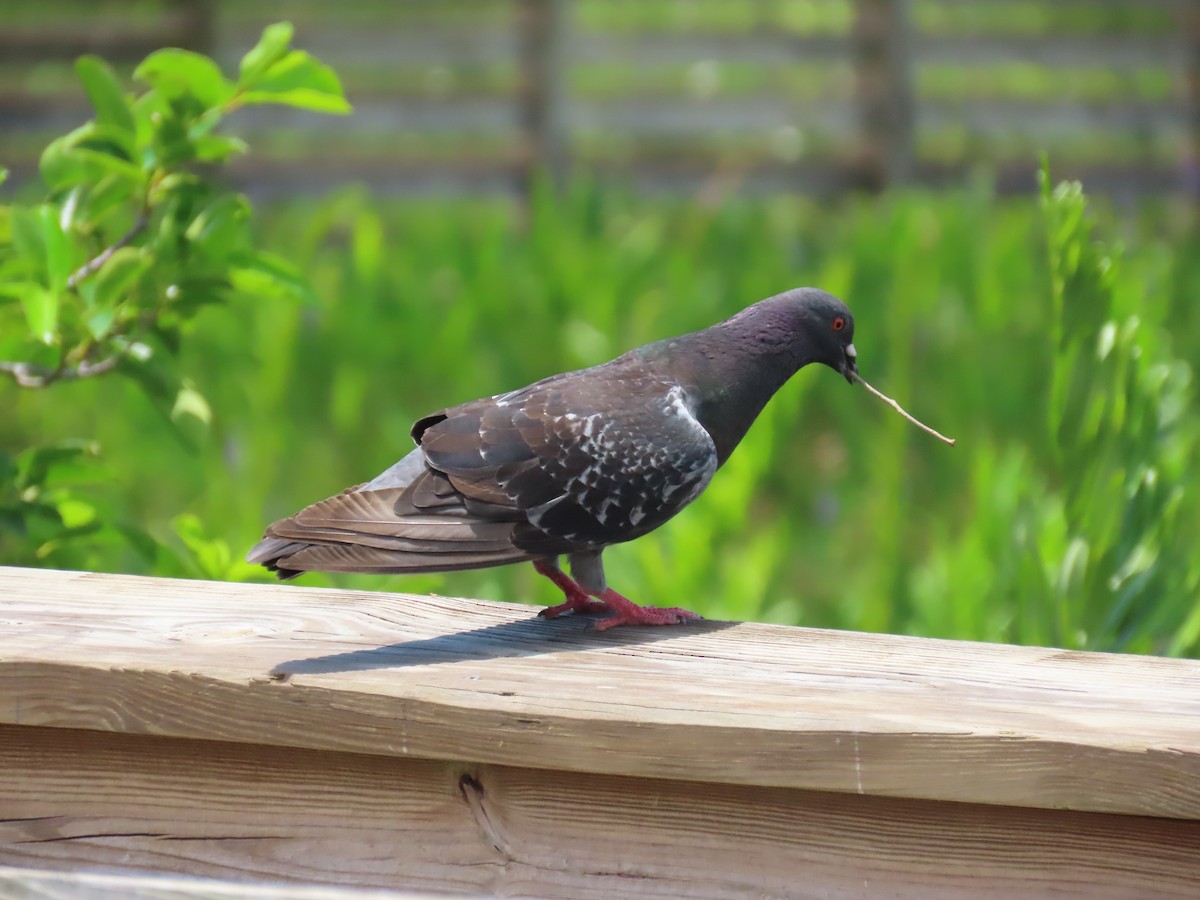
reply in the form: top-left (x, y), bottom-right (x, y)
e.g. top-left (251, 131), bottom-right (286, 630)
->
top-left (591, 602), bottom-right (703, 631)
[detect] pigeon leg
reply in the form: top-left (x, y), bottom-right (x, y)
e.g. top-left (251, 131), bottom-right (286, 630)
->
top-left (533, 559), bottom-right (609, 618)
top-left (590, 589), bottom-right (703, 631)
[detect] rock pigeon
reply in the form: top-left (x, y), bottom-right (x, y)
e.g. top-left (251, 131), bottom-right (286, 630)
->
top-left (248, 287), bottom-right (858, 630)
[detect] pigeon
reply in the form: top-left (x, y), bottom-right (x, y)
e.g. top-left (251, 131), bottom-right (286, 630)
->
top-left (248, 287), bottom-right (858, 630)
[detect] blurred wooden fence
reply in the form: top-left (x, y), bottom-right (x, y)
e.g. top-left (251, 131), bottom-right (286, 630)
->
top-left (1, 0), bottom-right (1197, 199)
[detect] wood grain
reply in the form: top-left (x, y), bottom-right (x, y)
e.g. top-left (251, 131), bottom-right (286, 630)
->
top-left (3, 566), bottom-right (1200, 820)
top-left (2, 725), bottom-right (1198, 899)
top-left (0, 865), bottom-right (441, 899)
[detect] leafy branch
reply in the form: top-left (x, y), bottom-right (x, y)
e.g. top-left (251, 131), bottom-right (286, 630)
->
top-left (0, 355), bottom-right (120, 388)
top-left (0, 211), bottom-right (152, 387)
top-left (0, 22), bottom-right (342, 392)
top-left (0, 22), bottom-right (347, 570)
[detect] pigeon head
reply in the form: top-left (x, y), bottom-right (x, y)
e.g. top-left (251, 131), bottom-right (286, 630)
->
top-left (713, 287), bottom-right (857, 384)
top-left (648, 287), bottom-right (860, 467)
top-left (789, 288), bottom-right (858, 384)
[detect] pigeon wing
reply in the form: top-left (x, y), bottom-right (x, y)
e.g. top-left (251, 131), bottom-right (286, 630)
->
top-left (419, 367), bottom-right (719, 553)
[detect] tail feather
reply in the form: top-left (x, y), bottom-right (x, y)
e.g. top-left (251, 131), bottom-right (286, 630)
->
top-left (286, 487), bottom-right (518, 538)
top-left (246, 536), bottom-right (309, 569)
top-left (246, 457), bottom-right (534, 579)
top-left (265, 541), bottom-right (533, 575)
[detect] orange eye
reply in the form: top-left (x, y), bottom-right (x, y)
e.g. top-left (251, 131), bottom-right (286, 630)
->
top-left (832, 316), bottom-right (846, 332)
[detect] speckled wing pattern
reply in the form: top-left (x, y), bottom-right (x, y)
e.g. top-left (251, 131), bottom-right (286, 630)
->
top-left (250, 362), bottom-right (719, 575)
top-left (419, 363), bottom-right (719, 554)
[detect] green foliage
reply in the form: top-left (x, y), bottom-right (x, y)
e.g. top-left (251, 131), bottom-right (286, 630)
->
top-left (1042, 172), bottom-right (1195, 648)
top-left (0, 23), bottom-right (348, 570)
top-left (11, 172), bottom-right (1194, 655)
top-left (0, 440), bottom-right (102, 566)
top-left (2, 37), bottom-right (1197, 656)
top-left (907, 169), bottom-right (1198, 653)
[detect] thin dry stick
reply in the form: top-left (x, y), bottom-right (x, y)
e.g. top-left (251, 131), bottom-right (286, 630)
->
top-left (0, 355), bottom-right (121, 388)
top-left (851, 372), bottom-right (956, 446)
top-left (65, 211), bottom-right (149, 290)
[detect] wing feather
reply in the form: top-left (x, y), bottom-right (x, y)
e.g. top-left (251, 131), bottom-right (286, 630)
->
top-left (249, 356), bottom-right (719, 579)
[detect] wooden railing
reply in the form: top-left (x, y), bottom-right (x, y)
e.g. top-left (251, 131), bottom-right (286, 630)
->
top-left (2, 565), bottom-right (1199, 897)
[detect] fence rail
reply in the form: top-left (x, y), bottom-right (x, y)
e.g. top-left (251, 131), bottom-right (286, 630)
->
top-left (0, 0), bottom-right (1196, 199)
top-left (2, 566), bottom-right (1200, 896)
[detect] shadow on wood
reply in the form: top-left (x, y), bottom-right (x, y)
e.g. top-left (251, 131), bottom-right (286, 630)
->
top-left (272, 614), bottom-right (736, 677)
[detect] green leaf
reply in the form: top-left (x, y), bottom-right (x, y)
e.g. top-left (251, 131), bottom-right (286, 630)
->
top-left (40, 126), bottom-right (144, 192)
top-left (56, 119), bottom-right (136, 159)
top-left (130, 88), bottom-right (171, 152)
top-left (229, 249), bottom-right (318, 304)
top-left (86, 246), bottom-right (150, 332)
top-left (191, 133), bottom-right (249, 163)
top-left (238, 51), bottom-right (351, 113)
top-left (150, 110), bottom-right (200, 168)
top-left (56, 496), bottom-right (98, 529)
top-left (185, 193), bottom-right (251, 261)
top-left (15, 441), bottom-right (99, 491)
top-left (75, 55), bottom-right (136, 139)
top-left (147, 171), bottom-right (201, 207)
top-left (42, 144), bottom-right (144, 192)
top-left (10, 206), bottom-right (45, 270)
top-left (171, 381), bottom-right (212, 428)
top-left (240, 88), bottom-right (352, 114)
top-left (238, 22), bottom-right (294, 89)
top-left (170, 513), bottom-right (233, 580)
top-left (84, 305), bottom-right (118, 341)
top-left (0, 166), bottom-right (8, 187)
top-left (20, 285), bottom-right (58, 343)
top-left (134, 49), bottom-right (234, 109)
top-left (39, 204), bottom-right (71, 294)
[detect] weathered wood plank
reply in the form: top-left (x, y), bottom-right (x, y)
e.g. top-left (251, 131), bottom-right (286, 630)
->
top-left (0, 864), bottom-right (436, 899)
top-left (2, 566), bottom-right (1200, 820)
top-left (2, 724), bottom-right (1198, 898)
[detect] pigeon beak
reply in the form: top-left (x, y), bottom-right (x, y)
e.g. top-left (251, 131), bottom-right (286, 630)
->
top-left (841, 343), bottom-right (858, 384)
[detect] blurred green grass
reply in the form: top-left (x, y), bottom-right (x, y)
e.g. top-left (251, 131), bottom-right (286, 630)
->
top-left (6, 178), bottom-right (1197, 653)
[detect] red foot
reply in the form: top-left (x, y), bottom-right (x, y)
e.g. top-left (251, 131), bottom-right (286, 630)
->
top-left (590, 589), bottom-right (703, 632)
top-left (534, 560), bottom-right (609, 619)
top-left (531, 560), bottom-right (702, 630)
top-left (538, 597), bottom-right (611, 619)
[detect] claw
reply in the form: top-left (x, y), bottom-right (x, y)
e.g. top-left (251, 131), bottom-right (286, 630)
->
top-left (538, 598), bottom-right (610, 619)
top-left (590, 590), bottom-right (703, 631)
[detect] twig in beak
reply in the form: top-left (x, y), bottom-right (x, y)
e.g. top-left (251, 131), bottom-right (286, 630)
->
top-left (851, 372), bottom-right (956, 446)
